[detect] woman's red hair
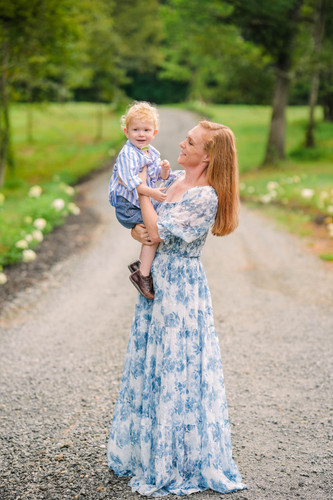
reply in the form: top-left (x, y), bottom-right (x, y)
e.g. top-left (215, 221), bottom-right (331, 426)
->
top-left (200, 120), bottom-right (239, 236)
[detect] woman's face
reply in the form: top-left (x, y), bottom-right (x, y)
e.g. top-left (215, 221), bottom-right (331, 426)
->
top-left (178, 125), bottom-right (209, 168)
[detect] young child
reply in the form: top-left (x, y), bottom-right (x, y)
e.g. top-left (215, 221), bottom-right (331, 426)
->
top-left (109, 101), bottom-right (172, 300)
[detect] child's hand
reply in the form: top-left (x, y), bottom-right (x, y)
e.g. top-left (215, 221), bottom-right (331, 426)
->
top-left (160, 160), bottom-right (170, 180)
top-left (151, 187), bottom-right (167, 203)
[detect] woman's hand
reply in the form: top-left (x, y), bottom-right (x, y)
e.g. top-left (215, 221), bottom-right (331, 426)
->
top-left (131, 224), bottom-right (154, 245)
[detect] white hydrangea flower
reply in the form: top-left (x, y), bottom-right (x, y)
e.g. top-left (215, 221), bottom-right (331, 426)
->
top-left (25, 234), bottom-right (33, 243)
top-left (32, 229), bottom-right (44, 242)
top-left (68, 202), bottom-right (80, 215)
top-left (52, 198), bottom-right (65, 211)
top-left (0, 192), bottom-right (5, 205)
top-left (22, 249), bottom-right (37, 262)
top-left (16, 239), bottom-right (29, 249)
top-left (33, 218), bottom-right (47, 230)
top-left (65, 186), bottom-right (75, 196)
top-left (28, 185), bottom-right (42, 198)
top-left (0, 272), bottom-right (7, 285)
top-left (260, 194), bottom-right (271, 204)
top-left (327, 206), bottom-right (333, 215)
top-left (59, 183), bottom-right (75, 196)
top-left (267, 181), bottom-right (279, 191)
top-left (247, 186), bottom-right (255, 193)
top-left (239, 182), bottom-right (246, 191)
top-left (301, 188), bottom-right (314, 199)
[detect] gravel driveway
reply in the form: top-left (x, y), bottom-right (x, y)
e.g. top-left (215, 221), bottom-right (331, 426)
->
top-left (0, 109), bottom-right (332, 499)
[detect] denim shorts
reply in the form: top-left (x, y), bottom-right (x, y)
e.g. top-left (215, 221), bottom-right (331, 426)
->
top-left (115, 196), bottom-right (143, 229)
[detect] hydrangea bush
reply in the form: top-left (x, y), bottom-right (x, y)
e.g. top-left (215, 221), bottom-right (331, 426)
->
top-left (0, 180), bottom-right (81, 279)
top-left (240, 174), bottom-right (333, 241)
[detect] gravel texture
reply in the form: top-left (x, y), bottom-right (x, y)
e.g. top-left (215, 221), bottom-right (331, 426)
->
top-left (0, 109), bottom-right (332, 499)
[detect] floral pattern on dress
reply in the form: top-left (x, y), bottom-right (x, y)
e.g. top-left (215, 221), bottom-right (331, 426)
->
top-left (107, 172), bottom-right (247, 497)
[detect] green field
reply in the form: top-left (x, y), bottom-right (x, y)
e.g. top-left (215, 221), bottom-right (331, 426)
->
top-left (0, 103), bottom-right (124, 269)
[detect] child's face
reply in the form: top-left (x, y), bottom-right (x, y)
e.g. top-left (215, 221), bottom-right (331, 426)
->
top-left (124, 119), bottom-right (158, 149)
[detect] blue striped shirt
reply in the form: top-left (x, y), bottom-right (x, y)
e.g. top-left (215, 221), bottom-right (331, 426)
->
top-left (109, 140), bottom-right (162, 208)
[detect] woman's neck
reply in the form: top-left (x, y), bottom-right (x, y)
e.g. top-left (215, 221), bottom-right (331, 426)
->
top-left (182, 164), bottom-right (209, 187)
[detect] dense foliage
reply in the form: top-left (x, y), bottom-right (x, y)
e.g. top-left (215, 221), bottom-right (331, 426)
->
top-left (0, 0), bottom-right (333, 183)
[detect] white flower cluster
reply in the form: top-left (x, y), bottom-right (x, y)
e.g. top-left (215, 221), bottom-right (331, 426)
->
top-left (13, 216), bottom-right (48, 266)
top-left (28, 185), bottom-right (42, 198)
top-left (301, 188), bottom-right (314, 199)
top-left (52, 198), bottom-right (66, 211)
top-left (0, 272), bottom-right (7, 285)
top-left (12, 217), bottom-right (46, 266)
top-left (1, 183), bottom-right (81, 284)
top-left (59, 182), bottom-right (75, 196)
top-left (241, 176), bottom-right (333, 218)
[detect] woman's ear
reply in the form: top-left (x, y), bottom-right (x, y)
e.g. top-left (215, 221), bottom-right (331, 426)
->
top-left (203, 153), bottom-right (210, 164)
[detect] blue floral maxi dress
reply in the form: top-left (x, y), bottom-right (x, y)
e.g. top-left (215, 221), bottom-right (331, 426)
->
top-left (107, 174), bottom-right (247, 497)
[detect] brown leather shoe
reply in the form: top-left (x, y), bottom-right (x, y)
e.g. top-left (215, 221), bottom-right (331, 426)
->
top-left (129, 270), bottom-right (154, 300)
top-left (128, 259), bottom-right (141, 273)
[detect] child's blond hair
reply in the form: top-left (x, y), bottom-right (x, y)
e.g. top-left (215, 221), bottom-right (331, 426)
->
top-left (121, 101), bottom-right (159, 131)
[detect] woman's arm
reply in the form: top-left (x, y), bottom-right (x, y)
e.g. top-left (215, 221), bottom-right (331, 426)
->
top-left (139, 194), bottom-right (163, 243)
top-left (131, 223), bottom-right (155, 246)
top-left (136, 166), bottom-right (163, 244)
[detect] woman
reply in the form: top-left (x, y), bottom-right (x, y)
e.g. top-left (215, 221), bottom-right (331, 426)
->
top-left (107, 120), bottom-right (247, 496)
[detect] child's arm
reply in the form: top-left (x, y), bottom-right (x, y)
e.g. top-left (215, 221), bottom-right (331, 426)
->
top-left (160, 160), bottom-right (171, 180)
top-left (137, 183), bottom-right (167, 203)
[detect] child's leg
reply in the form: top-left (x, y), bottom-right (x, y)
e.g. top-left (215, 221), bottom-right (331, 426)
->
top-left (139, 243), bottom-right (159, 276)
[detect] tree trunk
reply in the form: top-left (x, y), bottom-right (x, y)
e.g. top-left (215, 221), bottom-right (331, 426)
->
top-left (27, 102), bottom-right (34, 143)
top-left (0, 33), bottom-right (9, 187)
top-left (321, 70), bottom-right (333, 122)
top-left (263, 0), bottom-right (304, 166)
top-left (305, 0), bottom-right (327, 147)
top-left (263, 65), bottom-right (290, 165)
top-left (323, 97), bottom-right (333, 122)
top-left (95, 104), bottom-right (103, 142)
top-left (306, 73), bottom-right (320, 147)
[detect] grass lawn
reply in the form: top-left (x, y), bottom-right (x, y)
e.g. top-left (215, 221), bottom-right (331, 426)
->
top-left (183, 102), bottom-right (333, 262)
top-left (0, 102), bottom-right (124, 270)
top-left (6, 102), bottom-right (124, 188)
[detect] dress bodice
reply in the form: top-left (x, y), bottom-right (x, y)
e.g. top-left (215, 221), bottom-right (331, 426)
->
top-left (156, 172), bottom-right (218, 258)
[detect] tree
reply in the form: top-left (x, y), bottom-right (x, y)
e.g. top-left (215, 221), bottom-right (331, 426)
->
top-left (0, 0), bottom-right (78, 186)
top-left (227, 0), bottom-right (304, 165)
top-left (160, 0), bottom-right (269, 103)
top-left (305, 0), bottom-right (327, 147)
top-left (319, 1), bottom-right (333, 122)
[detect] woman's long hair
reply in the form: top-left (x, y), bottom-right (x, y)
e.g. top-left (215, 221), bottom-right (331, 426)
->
top-left (200, 120), bottom-right (239, 236)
